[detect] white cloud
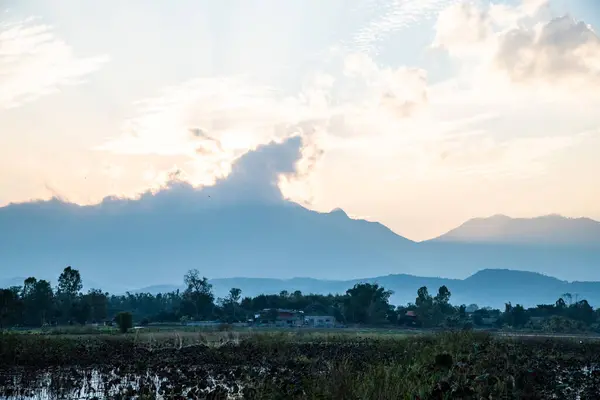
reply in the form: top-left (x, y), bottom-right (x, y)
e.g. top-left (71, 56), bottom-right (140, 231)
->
top-left (432, 1), bottom-right (494, 58)
top-left (95, 75), bottom-right (323, 190)
top-left (0, 18), bottom-right (109, 109)
top-left (422, 131), bottom-right (589, 179)
top-left (95, 35), bottom-right (596, 199)
top-left (351, 0), bottom-right (457, 54)
top-left (95, 53), bottom-right (429, 195)
top-left (494, 16), bottom-right (600, 88)
top-left (100, 135), bottom-right (307, 210)
top-left (433, 0), bottom-right (600, 93)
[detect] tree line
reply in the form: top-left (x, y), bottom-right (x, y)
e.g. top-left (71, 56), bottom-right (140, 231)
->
top-left (1, 267), bottom-right (599, 332)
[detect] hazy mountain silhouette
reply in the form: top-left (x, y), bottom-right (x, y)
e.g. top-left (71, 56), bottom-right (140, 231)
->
top-left (431, 214), bottom-right (600, 246)
top-left (127, 269), bottom-right (600, 309)
top-left (4, 269), bottom-right (598, 308)
top-left (1, 136), bottom-right (599, 291)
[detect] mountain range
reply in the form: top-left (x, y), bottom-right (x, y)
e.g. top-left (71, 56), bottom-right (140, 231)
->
top-left (2, 269), bottom-right (598, 309)
top-left (432, 214), bottom-right (600, 246)
top-left (138, 269), bottom-right (600, 309)
top-left (1, 137), bottom-right (599, 302)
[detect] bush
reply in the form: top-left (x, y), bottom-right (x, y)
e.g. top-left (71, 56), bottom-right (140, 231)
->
top-left (115, 312), bottom-right (133, 333)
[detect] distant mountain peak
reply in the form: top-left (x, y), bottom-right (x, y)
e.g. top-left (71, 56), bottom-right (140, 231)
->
top-left (431, 214), bottom-right (600, 247)
top-left (488, 214), bottom-right (511, 220)
top-left (467, 268), bottom-right (562, 282)
top-left (329, 208), bottom-right (349, 217)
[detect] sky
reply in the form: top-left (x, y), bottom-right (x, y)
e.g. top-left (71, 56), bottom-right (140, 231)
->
top-left (1, 0), bottom-right (600, 241)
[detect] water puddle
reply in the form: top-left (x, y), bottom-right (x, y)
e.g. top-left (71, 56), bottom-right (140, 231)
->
top-left (0, 368), bottom-right (246, 400)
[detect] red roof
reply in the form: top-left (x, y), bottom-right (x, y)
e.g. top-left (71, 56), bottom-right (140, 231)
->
top-left (278, 312), bottom-right (294, 317)
top-left (405, 311), bottom-right (417, 317)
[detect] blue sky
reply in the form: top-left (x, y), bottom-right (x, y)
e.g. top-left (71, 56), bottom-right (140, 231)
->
top-left (1, 0), bottom-right (599, 240)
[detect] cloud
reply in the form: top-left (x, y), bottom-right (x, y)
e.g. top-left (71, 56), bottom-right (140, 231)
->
top-left (350, 0), bottom-right (456, 54)
top-left (95, 52), bottom-right (428, 198)
top-left (377, 107), bottom-right (598, 182)
top-left (425, 131), bottom-right (589, 178)
top-left (433, 0), bottom-right (600, 91)
top-left (96, 76), bottom-right (305, 157)
top-left (343, 53), bottom-right (428, 118)
top-left (101, 135), bottom-right (305, 210)
top-left (0, 17), bottom-right (109, 109)
top-left (432, 1), bottom-right (494, 58)
top-left (494, 15), bottom-right (600, 87)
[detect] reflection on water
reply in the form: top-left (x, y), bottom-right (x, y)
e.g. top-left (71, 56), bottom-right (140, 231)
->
top-left (0, 368), bottom-right (245, 400)
top-left (1, 364), bottom-right (598, 400)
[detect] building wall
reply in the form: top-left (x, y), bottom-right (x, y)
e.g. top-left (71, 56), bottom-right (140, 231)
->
top-left (306, 316), bottom-right (335, 327)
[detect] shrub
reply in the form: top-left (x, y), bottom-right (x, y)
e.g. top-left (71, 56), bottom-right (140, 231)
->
top-left (115, 312), bottom-right (133, 333)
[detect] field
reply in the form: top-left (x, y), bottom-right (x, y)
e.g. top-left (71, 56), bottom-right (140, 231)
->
top-left (1, 329), bottom-right (599, 399)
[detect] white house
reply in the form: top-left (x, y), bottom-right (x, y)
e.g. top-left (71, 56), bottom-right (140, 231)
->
top-left (305, 315), bottom-right (336, 328)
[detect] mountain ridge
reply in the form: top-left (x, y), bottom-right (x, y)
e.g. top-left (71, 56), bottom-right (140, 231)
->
top-left (1, 136), bottom-right (599, 289)
top-left (2, 195), bottom-right (600, 287)
top-left (3, 268), bottom-right (598, 309)
top-left (430, 214), bottom-right (600, 246)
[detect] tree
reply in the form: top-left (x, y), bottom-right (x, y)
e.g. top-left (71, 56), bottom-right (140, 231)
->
top-left (511, 304), bottom-right (529, 327)
top-left (184, 269), bottom-right (212, 296)
top-left (21, 277), bottom-right (55, 326)
top-left (0, 289), bottom-right (17, 329)
top-left (458, 304), bottom-right (467, 320)
top-left (434, 286), bottom-right (451, 308)
top-left (57, 267), bottom-right (83, 323)
top-left (85, 289), bottom-right (108, 322)
top-left (228, 288), bottom-right (242, 304)
top-left (434, 286), bottom-right (453, 321)
top-left (183, 269), bottom-right (214, 320)
top-left (466, 304), bottom-right (479, 313)
top-left (58, 266), bottom-right (83, 297)
top-left (115, 311), bottom-right (133, 333)
top-left (416, 287), bottom-right (432, 308)
top-left (344, 283), bottom-right (393, 324)
top-left (568, 300), bottom-right (595, 325)
top-left (415, 286), bottom-right (434, 327)
top-left (225, 288), bottom-right (242, 321)
top-left (503, 303), bottom-right (528, 328)
top-left (71, 300), bottom-right (91, 325)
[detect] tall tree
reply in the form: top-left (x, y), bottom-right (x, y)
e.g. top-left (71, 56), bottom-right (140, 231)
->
top-left (415, 286), bottom-right (434, 327)
top-left (183, 269), bottom-right (214, 320)
top-left (22, 278), bottom-right (54, 326)
top-left (344, 283), bottom-right (393, 324)
top-left (85, 289), bottom-right (108, 322)
top-left (434, 286), bottom-right (451, 307)
top-left (58, 267), bottom-right (83, 297)
top-left (562, 293), bottom-right (573, 306)
top-left (57, 266), bottom-right (83, 323)
top-left (511, 304), bottom-right (529, 327)
top-left (434, 285), bottom-right (453, 317)
top-left (226, 288), bottom-right (243, 321)
top-left (228, 288), bottom-right (242, 304)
